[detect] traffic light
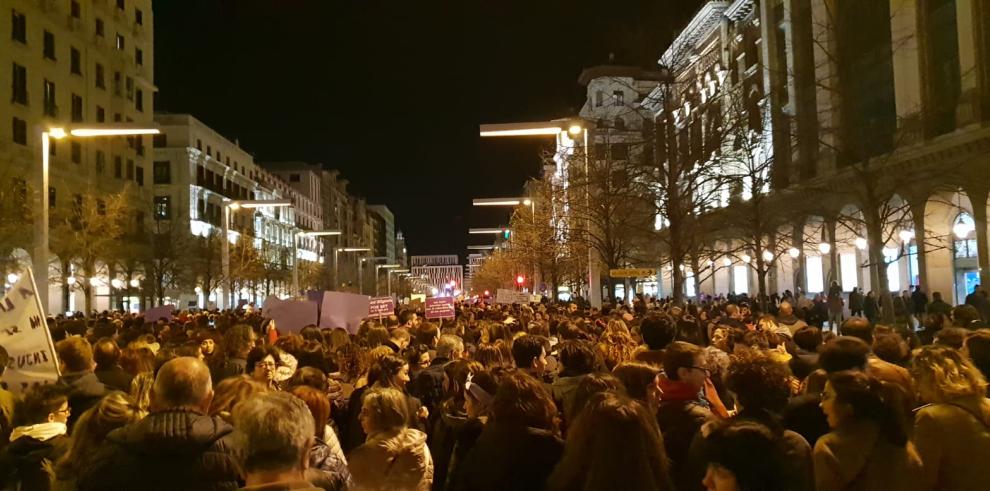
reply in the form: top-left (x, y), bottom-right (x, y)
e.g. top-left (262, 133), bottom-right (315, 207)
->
top-left (483, 290), bottom-right (490, 296)
top-left (516, 275), bottom-right (525, 286)
top-left (503, 229), bottom-right (511, 239)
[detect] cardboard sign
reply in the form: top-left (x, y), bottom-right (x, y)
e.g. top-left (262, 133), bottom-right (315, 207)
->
top-left (609, 268), bottom-right (656, 278)
top-left (0, 269), bottom-right (60, 393)
top-left (144, 304), bottom-right (175, 323)
top-left (425, 297), bottom-right (455, 319)
top-left (495, 288), bottom-right (530, 305)
top-left (368, 297), bottom-right (395, 318)
top-left (320, 291), bottom-right (370, 334)
top-left (264, 297), bottom-right (319, 333)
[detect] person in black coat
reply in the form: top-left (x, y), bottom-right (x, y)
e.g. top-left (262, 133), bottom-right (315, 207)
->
top-left (454, 372), bottom-right (563, 491)
top-left (863, 291), bottom-right (880, 325)
top-left (92, 338), bottom-right (134, 393)
top-left (0, 385), bottom-right (71, 491)
top-left (77, 358), bottom-right (241, 491)
top-left (409, 334), bottom-right (464, 418)
top-left (55, 337), bottom-right (107, 430)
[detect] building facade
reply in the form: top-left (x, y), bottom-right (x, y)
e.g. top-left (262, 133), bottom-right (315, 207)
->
top-left (411, 254), bottom-right (463, 295)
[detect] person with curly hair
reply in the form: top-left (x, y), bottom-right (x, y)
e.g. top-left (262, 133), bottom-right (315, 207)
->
top-left (699, 419), bottom-right (789, 491)
top-left (910, 345), bottom-right (990, 491)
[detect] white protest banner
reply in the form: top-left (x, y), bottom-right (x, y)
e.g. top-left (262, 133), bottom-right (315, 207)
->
top-left (368, 297), bottom-right (395, 318)
top-left (320, 291), bottom-right (370, 334)
top-left (495, 288), bottom-right (530, 305)
top-left (0, 269), bottom-right (60, 394)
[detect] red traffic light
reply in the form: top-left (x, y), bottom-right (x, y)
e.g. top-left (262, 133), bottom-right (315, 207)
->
top-left (516, 275), bottom-right (525, 285)
top-left (483, 290), bottom-right (490, 296)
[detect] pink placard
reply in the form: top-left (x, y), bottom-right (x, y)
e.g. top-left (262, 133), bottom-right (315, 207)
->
top-left (368, 297), bottom-right (395, 318)
top-left (264, 297), bottom-right (319, 333)
top-left (424, 297), bottom-right (455, 319)
top-left (320, 291), bottom-right (371, 333)
top-left (144, 305), bottom-right (174, 323)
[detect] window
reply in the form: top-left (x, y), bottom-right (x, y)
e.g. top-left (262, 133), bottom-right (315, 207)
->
top-left (135, 136), bottom-right (144, 156)
top-left (96, 199), bottom-right (106, 216)
top-left (95, 18), bottom-right (104, 37)
top-left (43, 31), bottom-right (55, 60)
top-left (135, 8), bottom-right (143, 25)
top-left (49, 187), bottom-right (56, 208)
top-left (135, 48), bottom-right (143, 66)
top-left (96, 106), bottom-right (105, 123)
top-left (136, 166), bottom-right (144, 186)
top-left (115, 34), bottom-right (124, 51)
top-left (71, 1), bottom-right (80, 19)
top-left (135, 89), bottom-right (143, 112)
top-left (71, 141), bottom-right (81, 164)
top-left (733, 265), bottom-right (749, 295)
top-left (43, 80), bottom-right (56, 117)
top-left (611, 143), bottom-right (628, 160)
top-left (154, 196), bottom-right (171, 220)
top-left (126, 159), bottom-right (134, 180)
top-left (95, 151), bottom-right (105, 175)
top-left (153, 133), bottom-right (167, 147)
top-left (71, 94), bottom-right (83, 122)
top-left (125, 77), bottom-right (133, 100)
top-left (289, 174), bottom-right (301, 182)
top-left (95, 63), bottom-right (105, 89)
top-left (114, 156), bottom-right (122, 178)
top-left (49, 140), bottom-right (56, 156)
top-left (196, 139), bottom-right (202, 150)
top-left (11, 10), bottom-right (26, 43)
top-left (12, 117), bottom-right (27, 145)
top-left (12, 63), bottom-right (27, 105)
top-left (614, 117), bottom-right (625, 130)
top-left (70, 47), bottom-right (81, 75)
top-left (806, 255), bottom-right (824, 293)
top-left (113, 113), bottom-right (121, 122)
top-left (206, 145), bottom-right (212, 155)
top-left (840, 253), bottom-right (859, 290)
top-left (113, 71), bottom-right (121, 95)
top-left (216, 151), bottom-right (222, 161)
top-left (612, 90), bottom-right (624, 106)
top-left (117, 0), bottom-right (125, 10)
top-left (153, 161), bottom-right (171, 184)
top-left (594, 90), bottom-right (603, 107)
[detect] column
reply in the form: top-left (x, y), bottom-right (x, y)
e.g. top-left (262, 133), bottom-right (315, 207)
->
top-left (965, 186), bottom-right (990, 287)
top-left (956, 0), bottom-right (979, 124)
top-left (910, 200), bottom-right (930, 289)
top-left (792, 221), bottom-right (807, 293)
top-left (889, 0), bottom-right (923, 121)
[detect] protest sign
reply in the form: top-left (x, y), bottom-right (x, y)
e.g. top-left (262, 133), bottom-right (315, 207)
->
top-left (144, 304), bottom-right (174, 323)
top-left (425, 297), bottom-right (455, 319)
top-left (0, 269), bottom-right (60, 393)
top-left (320, 292), bottom-right (370, 333)
top-left (368, 297), bottom-right (395, 318)
top-left (264, 297), bottom-right (319, 333)
top-left (495, 288), bottom-right (530, 305)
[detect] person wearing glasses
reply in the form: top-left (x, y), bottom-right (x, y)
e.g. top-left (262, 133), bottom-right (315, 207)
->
top-left (0, 384), bottom-right (71, 490)
top-left (657, 341), bottom-right (715, 491)
top-left (247, 345), bottom-right (283, 390)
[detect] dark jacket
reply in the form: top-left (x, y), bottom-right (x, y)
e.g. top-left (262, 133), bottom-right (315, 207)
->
top-left (306, 436), bottom-right (350, 491)
top-left (58, 371), bottom-right (107, 429)
top-left (783, 394), bottom-right (831, 449)
top-left (454, 422), bottom-right (562, 491)
top-left (214, 357), bottom-right (248, 383)
top-left (443, 417), bottom-right (486, 491)
top-left (927, 299), bottom-right (952, 318)
top-left (656, 379), bottom-right (713, 491)
top-left (409, 357), bottom-right (450, 417)
top-left (95, 365), bottom-right (134, 393)
top-left (789, 349), bottom-right (820, 381)
top-left (911, 290), bottom-right (928, 314)
top-left (429, 410), bottom-right (468, 491)
top-left (77, 408), bottom-right (241, 491)
top-left (849, 291), bottom-right (864, 312)
top-left (0, 434), bottom-right (68, 491)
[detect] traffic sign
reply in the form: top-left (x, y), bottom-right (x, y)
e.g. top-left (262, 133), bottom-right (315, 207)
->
top-left (609, 268), bottom-right (656, 278)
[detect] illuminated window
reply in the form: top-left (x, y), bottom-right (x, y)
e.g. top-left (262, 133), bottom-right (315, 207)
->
top-left (806, 255), bottom-right (824, 293)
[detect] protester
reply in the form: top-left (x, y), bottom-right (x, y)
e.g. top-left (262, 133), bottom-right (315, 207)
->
top-left (348, 387), bottom-right (433, 491)
top-left (700, 419), bottom-right (788, 491)
top-left (657, 341), bottom-right (714, 491)
top-left (55, 337), bottom-right (108, 429)
top-left (910, 345), bottom-right (990, 491)
top-left (54, 391), bottom-right (145, 489)
top-left (233, 391), bottom-right (321, 491)
top-left (0, 384), bottom-right (71, 490)
top-left (77, 357), bottom-right (241, 490)
top-left (92, 338), bottom-right (134, 393)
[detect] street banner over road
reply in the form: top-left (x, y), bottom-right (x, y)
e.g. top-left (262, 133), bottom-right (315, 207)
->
top-left (609, 268), bottom-right (656, 278)
top-left (495, 288), bottom-right (530, 305)
top-left (368, 297), bottom-right (395, 318)
top-left (425, 297), bottom-right (455, 319)
top-left (0, 269), bottom-right (60, 394)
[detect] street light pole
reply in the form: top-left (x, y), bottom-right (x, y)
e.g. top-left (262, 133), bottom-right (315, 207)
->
top-left (293, 230), bottom-right (341, 296)
top-left (34, 125), bottom-right (160, 313)
top-left (333, 247), bottom-right (370, 292)
top-left (221, 199), bottom-right (292, 309)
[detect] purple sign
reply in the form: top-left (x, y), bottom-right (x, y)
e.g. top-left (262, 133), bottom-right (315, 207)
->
top-left (368, 297), bottom-right (395, 318)
top-left (320, 291), bottom-right (371, 334)
top-left (144, 305), bottom-right (174, 323)
top-left (425, 297), bottom-right (455, 319)
top-left (264, 297), bottom-right (319, 333)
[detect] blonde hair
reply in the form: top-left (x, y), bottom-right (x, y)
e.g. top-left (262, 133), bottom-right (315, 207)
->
top-left (911, 345), bottom-right (987, 402)
top-left (360, 387), bottom-right (409, 434)
top-left (57, 392), bottom-right (144, 476)
top-left (209, 375), bottom-right (268, 420)
top-left (605, 319), bottom-right (630, 337)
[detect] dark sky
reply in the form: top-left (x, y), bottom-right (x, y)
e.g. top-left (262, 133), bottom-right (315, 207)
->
top-left (153, 0), bottom-right (701, 257)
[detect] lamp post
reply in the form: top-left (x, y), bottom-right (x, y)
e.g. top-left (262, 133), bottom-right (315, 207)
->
top-left (479, 119), bottom-right (599, 307)
top-left (293, 230), bottom-right (341, 296)
top-left (375, 264), bottom-right (401, 296)
top-left (472, 196), bottom-right (538, 291)
top-left (388, 268), bottom-right (410, 297)
top-left (221, 199), bottom-right (292, 309)
top-left (333, 247), bottom-right (370, 291)
top-left (34, 125), bottom-right (160, 312)
top-left (359, 256), bottom-right (387, 295)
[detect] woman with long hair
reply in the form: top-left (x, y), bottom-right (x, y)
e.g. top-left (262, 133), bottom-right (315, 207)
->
top-left (814, 370), bottom-right (922, 491)
top-left (910, 345), bottom-right (990, 491)
top-left (548, 391), bottom-right (673, 491)
top-left (700, 419), bottom-right (788, 491)
top-left (348, 388), bottom-right (433, 491)
top-left (343, 354), bottom-right (425, 452)
top-left (290, 386), bottom-right (351, 491)
top-left (208, 375), bottom-right (268, 422)
top-left (429, 360), bottom-right (481, 491)
top-left (54, 392), bottom-right (145, 489)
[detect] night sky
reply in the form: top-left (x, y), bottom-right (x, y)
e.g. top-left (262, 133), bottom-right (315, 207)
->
top-left (153, 0), bottom-right (701, 257)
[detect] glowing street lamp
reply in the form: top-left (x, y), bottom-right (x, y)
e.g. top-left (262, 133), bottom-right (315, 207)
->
top-left (854, 237), bottom-right (868, 250)
top-left (292, 230), bottom-right (342, 295)
top-left (762, 250), bottom-right (774, 262)
top-left (35, 124), bottom-right (160, 311)
top-left (333, 247), bottom-right (370, 291)
top-left (818, 242), bottom-right (832, 255)
top-left (221, 199), bottom-right (293, 309)
top-left (788, 247), bottom-right (801, 258)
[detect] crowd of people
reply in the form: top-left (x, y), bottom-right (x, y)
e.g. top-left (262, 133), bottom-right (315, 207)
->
top-left (0, 288), bottom-right (989, 491)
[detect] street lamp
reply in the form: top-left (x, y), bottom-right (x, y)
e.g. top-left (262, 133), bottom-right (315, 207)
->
top-left (468, 228), bottom-right (508, 234)
top-left (333, 247), bottom-right (370, 291)
top-left (467, 245), bottom-right (495, 250)
top-left (221, 199), bottom-right (292, 309)
top-left (375, 264), bottom-right (401, 296)
top-left (293, 230), bottom-right (341, 296)
top-left (35, 124), bottom-right (160, 311)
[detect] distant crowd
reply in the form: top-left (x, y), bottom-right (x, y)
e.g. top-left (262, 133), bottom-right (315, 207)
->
top-left (0, 285), bottom-right (989, 491)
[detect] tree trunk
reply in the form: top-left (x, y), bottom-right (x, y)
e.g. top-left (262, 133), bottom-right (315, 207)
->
top-left (865, 211), bottom-right (895, 323)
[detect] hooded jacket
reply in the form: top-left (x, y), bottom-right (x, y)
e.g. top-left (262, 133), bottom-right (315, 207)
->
top-left (813, 420), bottom-right (923, 491)
top-left (0, 423), bottom-right (68, 491)
top-left (913, 396), bottom-right (990, 491)
top-left (656, 376), bottom-right (713, 491)
top-left (58, 371), bottom-right (107, 429)
top-left (77, 408), bottom-right (241, 491)
top-left (348, 427), bottom-right (433, 491)
top-left (454, 422), bottom-right (562, 491)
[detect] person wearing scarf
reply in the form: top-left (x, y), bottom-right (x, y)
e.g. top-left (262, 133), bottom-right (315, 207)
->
top-left (0, 385), bottom-right (71, 491)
